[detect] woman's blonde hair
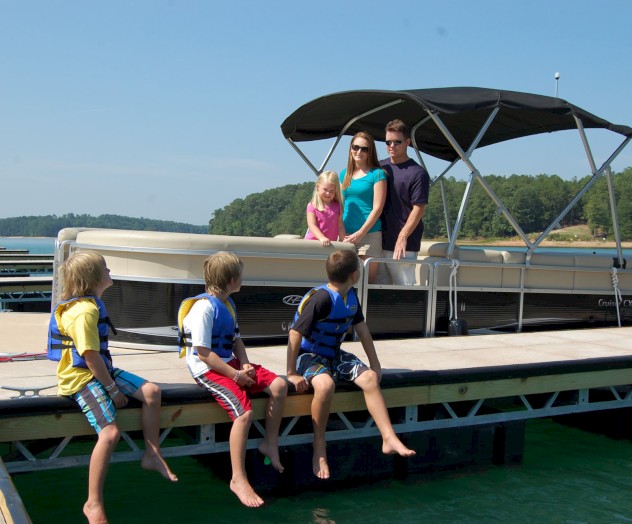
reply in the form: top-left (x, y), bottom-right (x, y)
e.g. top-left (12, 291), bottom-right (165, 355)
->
top-left (342, 131), bottom-right (380, 189)
top-left (60, 250), bottom-right (107, 301)
top-left (310, 170), bottom-right (343, 211)
top-left (203, 251), bottom-right (243, 295)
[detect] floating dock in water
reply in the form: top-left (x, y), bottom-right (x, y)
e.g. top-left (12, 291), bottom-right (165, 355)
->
top-left (0, 253), bottom-right (53, 314)
top-left (1, 312), bottom-right (631, 512)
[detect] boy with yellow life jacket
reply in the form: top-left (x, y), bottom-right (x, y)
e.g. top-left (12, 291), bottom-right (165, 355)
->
top-left (177, 251), bottom-right (287, 508)
top-left (47, 250), bottom-right (177, 524)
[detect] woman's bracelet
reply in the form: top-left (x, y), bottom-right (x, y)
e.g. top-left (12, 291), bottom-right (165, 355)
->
top-left (109, 389), bottom-right (120, 398)
top-left (233, 370), bottom-right (240, 383)
top-left (104, 382), bottom-right (116, 391)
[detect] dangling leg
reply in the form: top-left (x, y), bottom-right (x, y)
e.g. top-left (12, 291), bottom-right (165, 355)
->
top-left (229, 410), bottom-right (264, 507)
top-left (310, 373), bottom-right (335, 478)
top-left (258, 376), bottom-right (288, 472)
top-left (354, 370), bottom-right (415, 457)
top-left (134, 381), bottom-right (178, 481)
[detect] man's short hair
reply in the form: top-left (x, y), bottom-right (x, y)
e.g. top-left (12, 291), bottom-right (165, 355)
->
top-left (326, 250), bottom-right (359, 284)
top-left (385, 119), bottom-right (410, 139)
top-left (203, 251), bottom-right (243, 294)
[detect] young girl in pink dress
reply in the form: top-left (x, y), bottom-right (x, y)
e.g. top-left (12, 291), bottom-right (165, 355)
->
top-left (305, 171), bottom-right (346, 246)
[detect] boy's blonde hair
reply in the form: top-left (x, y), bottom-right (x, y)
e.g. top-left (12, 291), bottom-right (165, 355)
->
top-left (310, 170), bottom-right (343, 211)
top-left (203, 251), bottom-right (243, 294)
top-left (60, 250), bottom-right (107, 301)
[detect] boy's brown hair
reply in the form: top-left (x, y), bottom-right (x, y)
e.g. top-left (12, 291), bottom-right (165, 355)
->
top-left (203, 251), bottom-right (243, 294)
top-left (385, 119), bottom-right (410, 139)
top-left (60, 250), bottom-right (106, 301)
top-left (326, 250), bottom-right (359, 284)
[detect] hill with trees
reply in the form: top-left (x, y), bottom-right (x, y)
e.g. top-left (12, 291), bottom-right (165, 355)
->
top-left (208, 183), bottom-right (313, 237)
top-left (4, 168), bottom-right (630, 240)
top-left (0, 214), bottom-right (207, 237)
top-left (209, 168), bottom-right (632, 241)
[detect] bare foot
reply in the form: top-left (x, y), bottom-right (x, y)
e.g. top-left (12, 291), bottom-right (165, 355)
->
top-left (313, 447), bottom-right (330, 479)
top-left (382, 434), bottom-right (416, 457)
top-left (83, 501), bottom-right (108, 524)
top-left (258, 441), bottom-right (284, 473)
top-left (230, 477), bottom-right (264, 508)
top-left (141, 453), bottom-right (179, 482)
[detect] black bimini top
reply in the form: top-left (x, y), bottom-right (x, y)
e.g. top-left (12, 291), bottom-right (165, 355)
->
top-left (281, 87), bottom-right (632, 162)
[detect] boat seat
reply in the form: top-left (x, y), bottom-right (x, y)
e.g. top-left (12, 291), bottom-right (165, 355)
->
top-left (64, 229), bottom-right (355, 284)
top-left (500, 251), bottom-right (526, 288)
top-left (421, 246), bottom-right (504, 288)
top-left (573, 254), bottom-right (627, 291)
top-left (524, 252), bottom-right (575, 290)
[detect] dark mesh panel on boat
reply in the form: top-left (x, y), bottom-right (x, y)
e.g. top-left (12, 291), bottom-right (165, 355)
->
top-left (434, 291), bottom-right (520, 334)
top-left (365, 289), bottom-right (427, 339)
top-left (103, 281), bottom-right (314, 345)
top-left (521, 293), bottom-right (632, 331)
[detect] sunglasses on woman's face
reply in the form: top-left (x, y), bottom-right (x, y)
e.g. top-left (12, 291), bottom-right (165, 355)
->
top-left (351, 144), bottom-right (369, 153)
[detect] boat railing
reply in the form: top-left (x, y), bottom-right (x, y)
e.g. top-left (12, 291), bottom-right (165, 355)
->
top-left (361, 257), bottom-right (435, 337)
top-left (428, 252), bottom-right (631, 334)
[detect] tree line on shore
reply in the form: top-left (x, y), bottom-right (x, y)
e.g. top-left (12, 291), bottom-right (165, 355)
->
top-left (209, 168), bottom-right (632, 241)
top-left (2, 169), bottom-right (630, 240)
top-left (0, 214), bottom-right (207, 237)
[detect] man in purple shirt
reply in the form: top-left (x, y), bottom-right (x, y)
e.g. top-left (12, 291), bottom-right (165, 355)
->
top-left (379, 119), bottom-right (430, 285)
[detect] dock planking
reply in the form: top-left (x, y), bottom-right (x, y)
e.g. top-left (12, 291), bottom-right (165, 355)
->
top-left (1, 312), bottom-right (631, 425)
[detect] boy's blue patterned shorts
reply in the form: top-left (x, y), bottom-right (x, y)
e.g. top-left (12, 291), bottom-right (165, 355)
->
top-left (71, 368), bottom-right (146, 433)
top-left (296, 349), bottom-right (369, 383)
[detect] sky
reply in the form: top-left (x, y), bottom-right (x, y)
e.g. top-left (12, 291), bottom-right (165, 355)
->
top-left (2, 0), bottom-right (632, 226)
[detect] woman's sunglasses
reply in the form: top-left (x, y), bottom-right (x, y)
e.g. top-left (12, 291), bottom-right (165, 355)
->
top-left (351, 144), bottom-right (369, 153)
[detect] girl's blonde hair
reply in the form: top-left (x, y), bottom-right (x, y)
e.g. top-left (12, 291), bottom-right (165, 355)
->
top-left (342, 131), bottom-right (380, 189)
top-left (60, 250), bottom-right (107, 301)
top-left (203, 251), bottom-right (243, 295)
top-left (310, 170), bottom-right (343, 212)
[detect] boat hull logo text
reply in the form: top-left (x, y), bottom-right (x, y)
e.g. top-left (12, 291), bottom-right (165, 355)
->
top-left (598, 299), bottom-right (632, 308)
top-left (282, 295), bottom-right (303, 306)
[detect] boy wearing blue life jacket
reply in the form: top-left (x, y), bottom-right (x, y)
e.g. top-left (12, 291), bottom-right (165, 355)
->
top-left (178, 251), bottom-right (287, 508)
top-left (48, 250), bottom-right (177, 524)
top-left (287, 249), bottom-right (415, 479)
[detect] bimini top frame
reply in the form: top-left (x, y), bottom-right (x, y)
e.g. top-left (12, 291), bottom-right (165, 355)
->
top-left (281, 87), bottom-right (632, 264)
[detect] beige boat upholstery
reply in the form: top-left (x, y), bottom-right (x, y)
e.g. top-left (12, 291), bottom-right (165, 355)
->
top-left (59, 228), bottom-right (355, 284)
top-left (57, 230), bottom-right (630, 295)
top-left (418, 242), bottom-right (630, 293)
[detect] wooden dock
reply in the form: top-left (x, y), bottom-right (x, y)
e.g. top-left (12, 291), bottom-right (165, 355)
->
top-left (1, 313), bottom-right (631, 402)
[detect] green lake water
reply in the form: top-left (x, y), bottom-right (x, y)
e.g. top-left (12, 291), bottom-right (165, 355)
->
top-left (11, 418), bottom-right (632, 524)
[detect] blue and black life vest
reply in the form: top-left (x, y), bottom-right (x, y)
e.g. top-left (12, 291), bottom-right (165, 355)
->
top-left (293, 284), bottom-right (359, 359)
top-left (177, 293), bottom-right (237, 359)
top-left (47, 296), bottom-right (116, 371)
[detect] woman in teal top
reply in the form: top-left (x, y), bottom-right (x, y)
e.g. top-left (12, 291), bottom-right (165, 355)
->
top-left (339, 131), bottom-right (387, 283)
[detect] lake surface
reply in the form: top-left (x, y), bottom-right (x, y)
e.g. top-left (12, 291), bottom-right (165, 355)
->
top-left (0, 236), bottom-right (56, 254)
top-left (10, 418), bottom-right (632, 523)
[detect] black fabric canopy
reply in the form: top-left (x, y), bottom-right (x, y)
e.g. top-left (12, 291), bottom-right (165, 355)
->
top-left (281, 87), bottom-right (632, 162)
